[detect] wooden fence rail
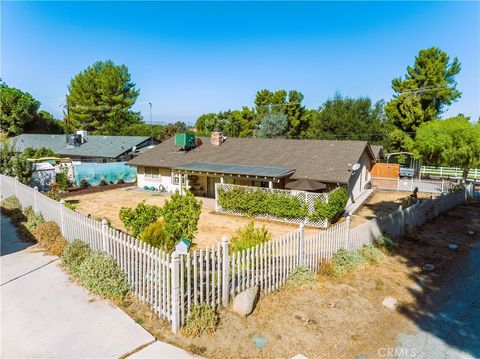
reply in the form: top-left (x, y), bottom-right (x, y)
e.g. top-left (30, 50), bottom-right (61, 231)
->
top-left (0, 174), bottom-right (474, 333)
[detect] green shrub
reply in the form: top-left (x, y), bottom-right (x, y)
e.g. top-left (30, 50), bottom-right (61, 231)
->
top-left (162, 191), bottom-right (202, 244)
top-left (119, 201), bottom-right (162, 237)
top-left (56, 172), bottom-right (69, 191)
top-left (375, 234), bottom-right (398, 252)
top-left (99, 179), bottom-right (108, 186)
top-left (77, 251), bottom-right (130, 300)
top-left (286, 266), bottom-right (318, 289)
top-left (139, 220), bottom-right (175, 252)
top-left (45, 191), bottom-right (61, 201)
top-left (217, 186), bottom-right (308, 219)
top-left (359, 245), bottom-right (385, 265)
top-left (310, 187), bottom-right (348, 222)
top-left (33, 221), bottom-right (68, 256)
top-left (182, 304), bottom-right (218, 337)
top-left (230, 222), bottom-right (271, 253)
top-left (61, 240), bottom-right (92, 275)
top-left (331, 249), bottom-right (366, 277)
top-left (64, 201), bottom-right (77, 211)
top-left (1, 195), bottom-right (22, 213)
top-left (18, 206), bottom-right (45, 241)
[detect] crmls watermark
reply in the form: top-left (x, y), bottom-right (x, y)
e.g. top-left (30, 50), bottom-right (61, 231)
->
top-left (378, 347), bottom-right (417, 358)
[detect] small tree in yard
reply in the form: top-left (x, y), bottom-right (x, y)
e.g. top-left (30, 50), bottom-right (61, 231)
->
top-left (415, 116), bottom-right (480, 179)
top-left (119, 202), bottom-right (162, 237)
top-left (162, 190), bottom-right (202, 245)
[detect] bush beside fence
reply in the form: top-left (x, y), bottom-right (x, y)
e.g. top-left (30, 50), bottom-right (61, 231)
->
top-left (215, 183), bottom-right (330, 228)
top-left (0, 174), bottom-right (474, 334)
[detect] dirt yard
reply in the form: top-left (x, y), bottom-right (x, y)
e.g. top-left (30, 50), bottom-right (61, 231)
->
top-left (350, 189), bottom-right (437, 227)
top-left (65, 187), bottom-right (318, 247)
top-left (121, 199), bottom-right (480, 359)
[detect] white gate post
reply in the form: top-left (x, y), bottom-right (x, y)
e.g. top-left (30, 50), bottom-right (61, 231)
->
top-left (214, 183), bottom-right (219, 212)
top-left (441, 179), bottom-right (445, 193)
top-left (171, 251), bottom-right (181, 333)
top-left (221, 236), bottom-right (230, 306)
top-left (59, 200), bottom-right (65, 235)
top-left (14, 176), bottom-right (18, 197)
top-left (344, 215), bottom-right (351, 249)
top-left (33, 186), bottom-right (38, 212)
top-left (101, 219), bottom-right (108, 252)
top-left (410, 176), bottom-right (414, 191)
top-left (298, 223), bottom-right (305, 266)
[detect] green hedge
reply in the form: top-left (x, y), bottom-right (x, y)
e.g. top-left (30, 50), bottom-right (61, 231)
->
top-left (217, 186), bottom-right (308, 219)
top-left (309, 187), bottom-right (348, 222)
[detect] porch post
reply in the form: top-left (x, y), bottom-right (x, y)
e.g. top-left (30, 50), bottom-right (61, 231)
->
top-left (268, 181), bottom-right (273, 189)
top-left (220, 177), bottom-right (225, 184)
top-left (179, 173), bottom-right (183, 195)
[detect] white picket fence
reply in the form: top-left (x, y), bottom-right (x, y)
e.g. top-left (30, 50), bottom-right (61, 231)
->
top-left (0, 174), bottom-right (474, 333)
top-left (214, 183), bottom-right (330, 228)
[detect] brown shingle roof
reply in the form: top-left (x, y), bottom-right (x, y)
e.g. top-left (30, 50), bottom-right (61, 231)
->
top-left (127, 137), bottom-right (374, 184)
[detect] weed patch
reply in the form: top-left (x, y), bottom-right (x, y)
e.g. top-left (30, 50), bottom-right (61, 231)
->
top-left (182, 304), bottom-right (218, 337)
top-left (62, 240), bottom-right (92, 275)
top-left (33, 221), bottom-right (68, 256)
top-left (286, 266), bottom-right (318, 289)
top-left (331, 249), bottom-right (366, 277)
top-left (77, 251), bottom-right (130, 301)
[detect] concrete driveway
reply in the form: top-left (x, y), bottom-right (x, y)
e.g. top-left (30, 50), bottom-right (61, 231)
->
top-left (1, 215), bottom-right (195, 359)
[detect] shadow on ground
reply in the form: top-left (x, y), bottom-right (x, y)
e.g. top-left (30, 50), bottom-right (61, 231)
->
top-left (1, 215), bottom-right (33, 256)
top-left (390, 199), bottom-right (480, 358)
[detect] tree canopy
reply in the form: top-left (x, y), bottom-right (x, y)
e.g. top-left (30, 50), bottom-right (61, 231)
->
top-left (256, 112), bottom-right (289, 138)
top-left (414, 116), bottom-right (480, 178)
top-left (385, 47), bottom-right (461, 150)
top-left (306, 93), bottom-right (390, 143)
top-left (0, 81), bottom-right (63, 136)
top-left (66, 60), bottom-right (142, 134)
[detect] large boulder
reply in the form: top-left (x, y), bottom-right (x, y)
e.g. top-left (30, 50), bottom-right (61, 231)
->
top-left (232, 285), bottom-right (259, 317)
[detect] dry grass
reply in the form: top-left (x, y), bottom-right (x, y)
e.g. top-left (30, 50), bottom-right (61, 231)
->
top-left (117, 200), bottom-right (480, 359)
top-left (66, 188), bottom-right (318, 248)
top-left (350, 189), bottom-right (436, 227)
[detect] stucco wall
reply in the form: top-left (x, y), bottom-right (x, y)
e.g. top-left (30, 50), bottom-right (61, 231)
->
top-left (347, 150), bottom-right (373, 205)
top-left (136, 166), bottom-right (181, 193)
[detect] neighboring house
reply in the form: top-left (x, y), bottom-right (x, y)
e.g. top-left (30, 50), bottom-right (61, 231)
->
top-left (11, 131), bottom-right (155, 163)
top-left (128, 132), bottom-right (378, 204)
top-left (371, 145), bottom-right (385, 161)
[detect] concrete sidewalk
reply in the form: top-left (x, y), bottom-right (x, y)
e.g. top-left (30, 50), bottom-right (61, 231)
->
top-left (1, 214), bottom-right (194, 359)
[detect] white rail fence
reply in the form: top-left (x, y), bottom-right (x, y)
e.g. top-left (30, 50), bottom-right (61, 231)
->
top-left (371, 176), bottom-right (458, 193)
top-left (214, 183), bottom-right (330, 228)
top-left (0, 174), bottom-right (474, 333)
top-left (420, 166), bottom-right (480, 180)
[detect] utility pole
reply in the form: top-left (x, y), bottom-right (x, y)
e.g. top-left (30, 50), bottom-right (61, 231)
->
top-left (149, 102), bottom-right (153, 145)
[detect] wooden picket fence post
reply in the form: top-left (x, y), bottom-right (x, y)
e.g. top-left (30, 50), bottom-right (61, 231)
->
top-left (59, 200), bottom-right (65, 235)
top-left (33, 186), bottom-right (38, 212)
top-left (14, 176), bottom-right (18, 197)
top-left (298, 223), bottom-right (305, 266)
top-left (344, 215), bottom-right (351, 250)
top-left (221, 236), bottom-right (230, 306)
top-left (101, 219), bottom-right (108, 252)
top-left (171, 251), bottom-right (181, 333)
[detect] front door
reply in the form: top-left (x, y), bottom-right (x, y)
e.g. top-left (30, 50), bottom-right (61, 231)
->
top-left (207, 177), bottom-right (220, 198)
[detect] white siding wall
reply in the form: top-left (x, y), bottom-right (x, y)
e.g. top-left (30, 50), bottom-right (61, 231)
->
top-left (136, 166), bottom-right (180, 193)
top-left (347, 150), bottom-right (373, 205)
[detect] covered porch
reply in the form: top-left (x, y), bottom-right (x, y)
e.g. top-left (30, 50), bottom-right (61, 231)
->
top-left (172, 162), bottom-right (296, 198)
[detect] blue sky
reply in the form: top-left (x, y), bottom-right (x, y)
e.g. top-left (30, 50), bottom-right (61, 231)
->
top-left (2, 1), bottom-right (479, 124)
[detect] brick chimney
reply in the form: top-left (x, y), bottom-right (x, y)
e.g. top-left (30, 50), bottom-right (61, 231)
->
top-left (210, 131), bottom-right (224, 146)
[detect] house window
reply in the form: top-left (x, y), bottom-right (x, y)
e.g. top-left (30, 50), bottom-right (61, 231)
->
top-left (172, 173), bottom-right (187, 185)
top-left (145, 167), bottom-right (159, 179)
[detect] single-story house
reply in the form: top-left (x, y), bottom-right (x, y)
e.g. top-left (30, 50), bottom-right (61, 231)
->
top-left (11, 131), bottom-right (156, 163)
top-left (127, 132), bottom-right (379, 204)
